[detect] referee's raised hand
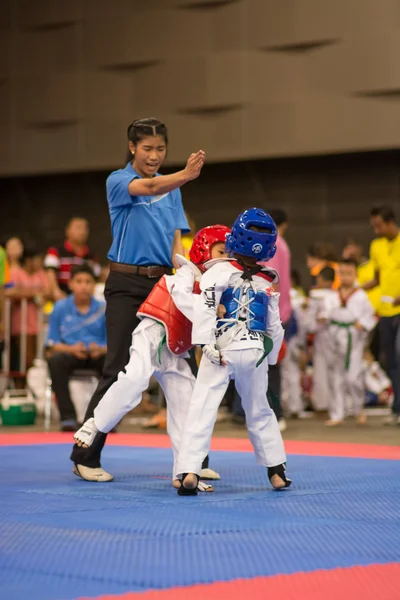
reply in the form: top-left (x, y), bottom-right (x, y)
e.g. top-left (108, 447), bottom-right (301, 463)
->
top-left (184, 150), bottom-right (205, 181)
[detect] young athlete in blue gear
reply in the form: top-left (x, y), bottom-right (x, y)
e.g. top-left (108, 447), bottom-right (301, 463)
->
top-left (173, 208), bottom-right (292, 495)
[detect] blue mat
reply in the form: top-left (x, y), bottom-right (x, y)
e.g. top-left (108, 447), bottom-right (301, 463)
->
top-left (1, 444), bottom-right (400, 600)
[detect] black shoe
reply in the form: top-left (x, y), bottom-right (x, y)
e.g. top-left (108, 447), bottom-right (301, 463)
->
top-left (61, 419), bottom-right (78, 432)
top-left (232, 414), bottom-right (246, 426)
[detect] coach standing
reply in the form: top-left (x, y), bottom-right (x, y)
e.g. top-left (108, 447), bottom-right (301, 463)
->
top-left (71, 118), bottom-right (205, 480)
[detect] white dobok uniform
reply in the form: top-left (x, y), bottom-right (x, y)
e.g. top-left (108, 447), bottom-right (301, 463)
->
top-left (281, 288), bottom-right (307, 415)
top-left (93, 259), bottom-right (201, 478)
top-left (307, 288), bottom-right (338, 411)
top-left (323, 288), bottom-right (377, 421)
top-left (175, 259), bottom-right (287, 477)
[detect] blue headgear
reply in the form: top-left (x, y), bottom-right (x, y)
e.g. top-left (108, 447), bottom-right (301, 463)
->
top-left (225, 208), bottom-right (277, 261)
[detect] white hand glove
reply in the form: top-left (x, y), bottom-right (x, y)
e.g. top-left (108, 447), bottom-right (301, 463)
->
top-left (174, 254), bottom-right (202, 278)
top-left (202, 344), bottom-right (225, 366)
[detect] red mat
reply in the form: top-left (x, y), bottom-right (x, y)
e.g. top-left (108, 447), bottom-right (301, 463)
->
top-left (81, 563), bottom-right (400, 600)
top-left (1, 431), bottom-right (400, 460)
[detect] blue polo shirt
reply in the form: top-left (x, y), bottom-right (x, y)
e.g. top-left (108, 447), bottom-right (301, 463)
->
top-left (47, 295), bottom-right (107, 348)
top-left (106, 163), bottom-right (190, 266)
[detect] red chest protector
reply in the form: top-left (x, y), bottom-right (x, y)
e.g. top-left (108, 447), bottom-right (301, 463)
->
top-left (137, 276), bottom-right (201, 356)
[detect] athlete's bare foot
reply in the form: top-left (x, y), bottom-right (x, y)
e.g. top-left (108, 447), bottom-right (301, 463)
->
top-left (269, 474), bottom-right (288, 489)
top-left (356, 411), bottom-right (367, 425)
top-left (267, 464), bottom-right (292, 490)
top-left (324, 419), bottom-right (344, 427)
top-left (173, 478), bottom-right (214, 492)
top-left (182, 473), bottom-right (198, 489)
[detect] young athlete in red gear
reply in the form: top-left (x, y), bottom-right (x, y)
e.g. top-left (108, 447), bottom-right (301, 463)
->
top-left (73, 225), bottom-right (230, 491)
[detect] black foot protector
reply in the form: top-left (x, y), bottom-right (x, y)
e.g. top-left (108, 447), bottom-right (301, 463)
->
top-left (268, 464), bottom-right (292, 489)
top-left (177, 473), bottom-right (199, 496)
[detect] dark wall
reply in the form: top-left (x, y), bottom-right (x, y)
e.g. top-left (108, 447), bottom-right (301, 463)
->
top-left (1, 150), bottom-right (399, 286)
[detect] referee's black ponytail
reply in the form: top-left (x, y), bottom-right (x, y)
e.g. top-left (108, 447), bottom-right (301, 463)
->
top-left (125, 118), bottom-right (168, 163)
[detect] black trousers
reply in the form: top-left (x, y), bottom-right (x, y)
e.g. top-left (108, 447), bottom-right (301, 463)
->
top-left (379, 315), bottom-right (400, 415)
top-left (71, 271), bottom-right (160, 467)
top-left (48, 353), bottom-right (106, 422)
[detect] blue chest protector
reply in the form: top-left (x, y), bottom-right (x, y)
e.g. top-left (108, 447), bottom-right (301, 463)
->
top-left (218, 287), bottom-right (269, 333)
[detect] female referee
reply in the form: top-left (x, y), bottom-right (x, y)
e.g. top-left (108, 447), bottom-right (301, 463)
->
top-left (70, 118), bottom-right (205, 479)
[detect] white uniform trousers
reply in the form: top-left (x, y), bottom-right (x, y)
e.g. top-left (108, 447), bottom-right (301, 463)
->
top-left (327, 333), bottom-right (366, 421)
top-left (311, 332), bottom-right (330, 411)
top-left (94, 320), bottom-right (195, 478)
top-left (281, 337), bottom-right (304, 415)
top-left (176, 347), bottom-right (286, 477)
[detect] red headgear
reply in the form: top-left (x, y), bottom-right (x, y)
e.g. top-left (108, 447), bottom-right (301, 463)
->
top-left (189, 224), bottom-right (231, 271)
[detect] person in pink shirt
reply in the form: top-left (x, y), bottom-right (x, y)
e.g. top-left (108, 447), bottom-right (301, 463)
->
top-left (264, 209), bottom-right (293, 431)
top-left (6, 246), bottom-right (51, 374)
top-left (267, 209), bottom-right (292, 325)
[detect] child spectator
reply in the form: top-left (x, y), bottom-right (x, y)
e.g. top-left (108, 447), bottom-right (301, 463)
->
top-left (323, 259), bottom-right (376, 426)
top-left (307, 266), bottom-right (337, 412)
top-left (46, 265), bottom-right (106, 431)
top-left (44, 217), bottom-right (100, 301)
top-left (307, 242), bottom-right (340, 290)
top-left (281, 269), bottom-right (307, 418)
top-left (363, 350), bottom-right (393, 407)
top-left (342, 239), bottom-right (381, 312)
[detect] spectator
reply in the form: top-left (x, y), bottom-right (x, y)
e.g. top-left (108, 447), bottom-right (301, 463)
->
top-left (0, 245), bottom-right (10, 349)
top-left (5, 237), bottom-right (24, 269)
top-left (281, 269), bottom-right (307, 418)
top-left (265, 208), bottom-right (293, 431)
top-left (323, 259), bottom-right (376, 427)
top-left (365, 206), bottom-right (400, 425)
top-left (6, 246), bottom-right (51, 374)
top-left (267, 209), bottom-right (292, 325)
top-left (307, 266), bottom-right (336, 412)
top-left (44, 217), bottom-right (100, 301)
top-left (342, 239), bottom-right (380, 311)
top-left (307, 242), bottom-right (340, 289)
top-left (46, 265), bottom-right (107, 431)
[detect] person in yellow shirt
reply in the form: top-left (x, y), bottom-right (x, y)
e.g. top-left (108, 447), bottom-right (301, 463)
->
top-left (364, 206), bottom-right (400, 425)
top-left (342, 240), bottom-right (381, 312)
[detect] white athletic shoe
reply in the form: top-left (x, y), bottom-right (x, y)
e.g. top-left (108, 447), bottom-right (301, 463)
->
top-left (200, 467), bottom-right (221, 480)
top-left (73, 464), bottom-right (114, 482)
top-left (74, 417), bottom-right (99, 447)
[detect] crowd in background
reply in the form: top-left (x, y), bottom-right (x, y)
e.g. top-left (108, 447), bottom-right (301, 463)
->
top-left (0, 204), bottom-right (399, 431)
